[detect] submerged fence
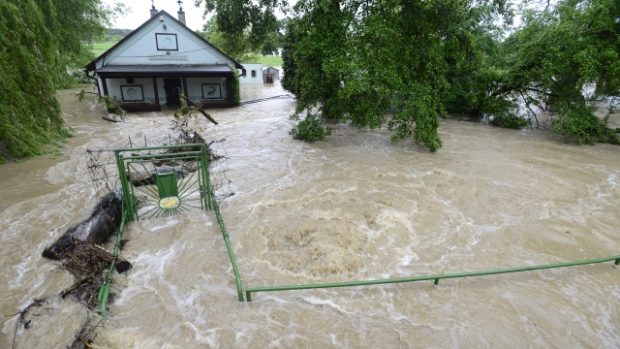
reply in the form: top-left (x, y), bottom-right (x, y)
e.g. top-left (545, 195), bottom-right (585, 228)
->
top-left (97, 142), bottom-right (244, 313)
top-left (97, 143), bottom-right (619, 311)
top-left (244, 255), bottom-right (620, 302)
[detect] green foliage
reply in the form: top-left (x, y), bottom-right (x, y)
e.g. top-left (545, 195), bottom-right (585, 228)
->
top-left (36, 0), bottom-right (112, 87)
top-left (0, 0), bottom-right (111, 161)
top-left (282, 0), bottom-right (510, 151)
top-left (495, 0), bottom-right (620, 144)
top-left (201, 16), bottom-right (254, 61)
top-left (281, 19), bottom-right (301, 96)
top-left (197, 2), bottom-right (284, 60)
top-left (0, 1), bottom-right (69, 159)
top-left (441, 6), bottom-right (509, 118)
top-left (290, 115), bottom-right (328, 142)
top-left (98, 96), bottom-right (126, 119)
top-left (230, 72), bottom-right (241, 106)
top-left (552, 103), bottom-right (619, 145)
top-left (489, 112), bottom-right (529, 129)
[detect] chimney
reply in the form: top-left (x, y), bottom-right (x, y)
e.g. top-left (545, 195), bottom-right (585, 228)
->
top-left (177, 0), bottom-right (186, 25)
top-left (150, 0), bottom-right (158, 17)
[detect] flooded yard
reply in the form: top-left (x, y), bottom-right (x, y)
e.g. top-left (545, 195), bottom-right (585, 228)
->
top-left (1, 83), bottom-right (619, 348)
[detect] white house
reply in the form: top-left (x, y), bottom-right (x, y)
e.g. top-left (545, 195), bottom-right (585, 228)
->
top-left (239, 63), bottom-right (264, 85)
top-left (85, 9), bottom-right (244, 111)
top-left (262, 67), bottom-right (280, 84)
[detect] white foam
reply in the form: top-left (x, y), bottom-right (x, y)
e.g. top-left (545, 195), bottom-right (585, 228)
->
top-left (302, 296), bottom-right (352, 315)
top-left (149, 218), bottom-right (181, 232)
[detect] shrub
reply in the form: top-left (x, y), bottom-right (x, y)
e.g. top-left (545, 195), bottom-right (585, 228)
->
top-left (552, 104), bottom-right (619, 145)
top-left (230, 72), bottom-right (241, 106)
top-left (290, 115), bottom-right (327, 142)
top-left (489, 111), bottom-right (529, 129)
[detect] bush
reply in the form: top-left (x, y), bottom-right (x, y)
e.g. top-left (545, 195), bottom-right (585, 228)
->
top-left (489, 111), bottom-right (529, 129)
top-left (290, 115), bottom-right (327, 142)
top-left (230, 72), bottom-right (240, 106)
top-left (552, 104), bottom-right (619, 145)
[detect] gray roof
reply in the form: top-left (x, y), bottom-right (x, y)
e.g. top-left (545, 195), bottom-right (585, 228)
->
top-left (95, 64), bottom-right (233, 77)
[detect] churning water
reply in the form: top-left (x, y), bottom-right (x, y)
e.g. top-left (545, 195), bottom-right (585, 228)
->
top-left (1, 83), bottom-right (619, 348)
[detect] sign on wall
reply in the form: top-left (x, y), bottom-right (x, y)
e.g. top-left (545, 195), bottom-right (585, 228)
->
top-left (202, 84), bottom-right (222, 100)
top-left (121, 85), bottom-right (144, 102)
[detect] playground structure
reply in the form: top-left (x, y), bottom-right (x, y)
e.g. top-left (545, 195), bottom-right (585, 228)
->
top-left (96, 142), bottom-right (620, 314)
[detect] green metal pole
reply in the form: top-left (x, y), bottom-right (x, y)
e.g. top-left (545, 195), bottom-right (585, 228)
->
top-left (115, 143), bottom-right (205, 153)
top-left (199, 150), bottom-right (211, 211)
top-left (115, 152), bottom-right (135, 221)
top-left (244, 254), bottom-right (620, 301)
top-left (98, 210), bottom-right (127, 315)
top-left (212, 199), bottom-right (244, 301)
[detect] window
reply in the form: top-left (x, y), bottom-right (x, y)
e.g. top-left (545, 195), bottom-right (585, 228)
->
top-left (155, 33), bottom-right (178, 51)
top-left (251, 70), bottom-right (256, 78)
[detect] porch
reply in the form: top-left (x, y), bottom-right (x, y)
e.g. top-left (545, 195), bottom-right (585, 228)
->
top-left (95, 65), bottom-right (237, 112)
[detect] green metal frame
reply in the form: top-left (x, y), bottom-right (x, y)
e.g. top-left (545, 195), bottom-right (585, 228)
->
top-left (98, 204), bottom-right (127, 315)
top-left (244, 255), bottom-right (620, 301)
top-left (210, 193), bottom-right (244, 301)
top-left (116, 145), bottom-right (211, 220)
top-left (97, 143), bottom-right (619, 310)
top-left (98, 143), bottom-right (244, 314)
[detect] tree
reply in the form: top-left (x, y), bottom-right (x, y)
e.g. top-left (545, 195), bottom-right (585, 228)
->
top-left (282, 0), bottom-right (510, 151)
top-left (0, 0), bottom-right (112, 162)
top-left (196, 0), bottom-right (283, 57)
top-left (201, 16), bottom-right (254, 61)
top-left (0, 1), bottom-right (68, 162)
top-left (496, 0), bottom-right (620, 144)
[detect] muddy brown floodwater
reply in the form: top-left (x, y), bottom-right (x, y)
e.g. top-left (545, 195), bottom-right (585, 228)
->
top-left (1, 83), bottom-right (619, 348)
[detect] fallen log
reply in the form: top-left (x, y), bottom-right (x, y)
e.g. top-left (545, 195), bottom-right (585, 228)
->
top-left (42, 191), bottom-right (123, 260)
top-left (102, 115), bottom-right (122, 123)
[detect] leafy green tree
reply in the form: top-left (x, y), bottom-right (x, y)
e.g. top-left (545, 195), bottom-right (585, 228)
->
top-left (496, 0), bottom-right (619, 143)
top-left (0, 0), bottom-right (111, 162)
top-left (283, 0), bottom-right (509, 151)
top-left (0, 1), bottom-right (68, 162)
top-left (196, 0), bottom-right (283, 56)
top-left (201, 16), bottom-right (254, 61)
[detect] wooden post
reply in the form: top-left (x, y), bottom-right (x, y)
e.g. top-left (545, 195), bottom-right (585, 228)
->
top-left (182, 77), bottom-right (188, 98)
top-left (102, 77), bottom-right (109, 96)
top-left (153, 77), bottom-right (160, 110)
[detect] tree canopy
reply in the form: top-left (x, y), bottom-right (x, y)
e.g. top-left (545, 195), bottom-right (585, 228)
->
top-left (280, 0), bottom-right (619, 149)
top-left (0, 0), bottom-right (112, 162)
top-left (495, 0), bottom-right (620, 144)
top-left (196, 0), bottom-right (284, 60)
top-left (282, 0), bottom-right (512, 151)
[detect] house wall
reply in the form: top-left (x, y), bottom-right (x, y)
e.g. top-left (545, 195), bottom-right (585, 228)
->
top-left (186, 77), bottom-right (228, 103)
top-left (106, 78), bottom-right (157, 104)
top-left (240, 63), bottom-right (263, 84)
top-left (96, 12), bottom-right (237, 70)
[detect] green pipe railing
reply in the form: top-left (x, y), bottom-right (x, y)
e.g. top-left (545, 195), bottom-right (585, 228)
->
top-left (114, 143), bottom-right (206, 153)
top-left (98, 205), bottom-right (128, 315)
top-left (107, 143), bottom-right (620, 306)
top-left (244, 255), bottom-right (620, 301)
top-left (210, 192), bottom-right (245, 301)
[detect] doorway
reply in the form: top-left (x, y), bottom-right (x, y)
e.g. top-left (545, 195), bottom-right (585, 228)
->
top-left (164, 78), bottom-right (182, 106)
